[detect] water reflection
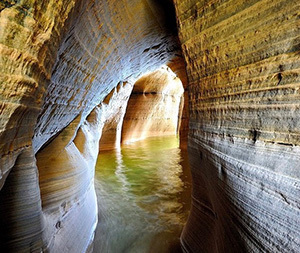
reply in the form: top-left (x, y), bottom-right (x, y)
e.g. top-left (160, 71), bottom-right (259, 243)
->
top-left (93, 136), bottom-right (191, 253)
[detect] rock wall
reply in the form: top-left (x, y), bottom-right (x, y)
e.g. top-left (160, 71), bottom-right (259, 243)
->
top-left (99, 82), bottom-right (133, 151)
top-left (0, 0), bottom-right (181, 251)
top-left (174, 0), bottom-right (300, 252)
top-left (0, 0), bottom-right (79, 190)
top-left (36, 80), bottom-right (135, 251)
top-left (168, 56), bottom-right (190, 148)
top-left (121, 66), bottom-right (184, 143)
top-left (32, 0), bottom-right (181, 152)
top-left (1, 0), bottom-right (299, 252)
top-left (0, 1), bottom-right (79, 250)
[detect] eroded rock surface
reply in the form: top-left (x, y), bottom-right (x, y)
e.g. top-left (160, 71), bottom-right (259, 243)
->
top-left (122, 66), bottom-right (184, 143)
top-left (174, 0), bottom-right (300, 252)
top-left (32, 0), bottom-right (181, 152)
top-left (99, 82), bottom-right (133, 151)
top-left (0, 0), bottom-right (181, 251)
top-left (0, 0), bottom-right (299, 252)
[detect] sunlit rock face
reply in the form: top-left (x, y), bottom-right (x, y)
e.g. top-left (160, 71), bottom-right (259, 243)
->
top-left (174, 0), bottom-right (300, 252)
top-left (1, 0), bottom-right (299, 252)
top-left (32, 0), bottom-right (180, 152)
top-left (0, 0), bottom-right (78, 191)
top-left (99, 82), bottom-right (134, 151)
top-left (167, 56), bottom-right (189, 149)
top-left (0, 0), bottom-right (180, 251)
top-left (35, 81), bottom-right (135, 251)
top-left (122, 66), bottom-right (184, 143)
top-left (36, 109), bottom-right (100, 252)
top-left (0, 1), bottom-right (78, 250)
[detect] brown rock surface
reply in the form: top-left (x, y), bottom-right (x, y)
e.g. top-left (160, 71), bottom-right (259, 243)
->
top-left (0, 0), bottom-right (299, 252)
top-left (32, 0), bottom-right (181, 152)
top-left (0, 0), bottom-right (78, 190)
top-left (99, 82), bottom-right (133, 151)
top-left (0, 0), bottom-right (181, 251)
top-left (122, 66), bottom-right (184, 143)
top-left (168, 56), bottom-right (189, 148)
top-left (174, 0), bottom-right (300, 252)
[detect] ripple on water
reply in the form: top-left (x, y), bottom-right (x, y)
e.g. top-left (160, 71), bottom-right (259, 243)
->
top-left (93, 136), bottom-right (191, 253)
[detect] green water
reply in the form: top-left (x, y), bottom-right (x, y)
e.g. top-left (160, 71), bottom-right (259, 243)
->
top-left (93, 136), bottom-right (191, 253)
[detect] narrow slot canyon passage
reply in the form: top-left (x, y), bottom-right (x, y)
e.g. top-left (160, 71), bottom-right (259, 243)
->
top-left (0, 0), bottom-right (300, 252)
top-left (93, 66), bottom-right (191, 252)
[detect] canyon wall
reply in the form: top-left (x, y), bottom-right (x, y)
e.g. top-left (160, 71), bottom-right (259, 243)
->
top-left (122, 66), bottom-right (184, 143)
top-left (0, 0), bottom-right (182, 251)
top-left (168, 56), bottom-right (190, 148)
top-left (0, 1), bottom-right (79, 250)
top-left (99, 82), bottom-right (133, 151)
top-left (32, 0), bottom-right (181, 152)
top-left (174, 0), bottom-right (300, 252)
top-left (36, 81), bottom-right (134, 251)
top-left (1, 0), bottom-right (299, 252)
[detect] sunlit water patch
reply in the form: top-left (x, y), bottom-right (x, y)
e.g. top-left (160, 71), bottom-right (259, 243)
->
top-left (93, 136), bottom-right (191, 253)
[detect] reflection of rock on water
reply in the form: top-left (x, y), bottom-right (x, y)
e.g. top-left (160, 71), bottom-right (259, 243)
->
top-left (93, 136), bottom-right (191, 253)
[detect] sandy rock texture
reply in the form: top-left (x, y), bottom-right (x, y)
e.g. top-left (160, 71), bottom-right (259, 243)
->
top-left (0, 0), bottom-right (182, 251)
top-left (32, 0), bottom-right (181, 152)
top-left (1, 0), bottom-right (299, 252)
top-left (167, 56), bottom-right (189, 148)
top-left (174, 0), bottom-right (300, 252)
top-left (36, 81), bottom-right (134, 251)
top-left (0, 0), bottom-right (78, 190)
top-left (99, 82), bottom-right (133, 151)
top-left (122, 66), bottom-right (184, 143)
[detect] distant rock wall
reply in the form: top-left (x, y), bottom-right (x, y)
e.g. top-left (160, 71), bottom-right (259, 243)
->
top-left (168, 56), bottom-right (190, 149)
top-left (122, 66), bottom-right (184, 143)
top-left (174, 0), bottom-right (300, 252)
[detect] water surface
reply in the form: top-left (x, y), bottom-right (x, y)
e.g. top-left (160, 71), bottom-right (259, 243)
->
top-left (93, 136), bottom-right (191, 253)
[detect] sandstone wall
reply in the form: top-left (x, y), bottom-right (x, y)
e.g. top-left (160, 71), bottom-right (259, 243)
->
top-left (0, 1), bottom-right (79, 250)
top-left (0, 0), bottom-right (79, 190)
top-left (32, 0), bottom-right (181, 152)
top-left (122, 66), bottom-right (184, 143)
top-left (168, 56), bottom-right (190, 148)
top-left (0, 0), bottom-right (181, 251)
top-left (35, 80), bottom-right (136, 251)
top-left (99, 82), bottom-right (133, 151)
top-left (174, 0), bottom-right (300, 252)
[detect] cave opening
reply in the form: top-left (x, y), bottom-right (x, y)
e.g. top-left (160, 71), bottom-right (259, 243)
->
top-left (93, 66), bottom-right (192, 252)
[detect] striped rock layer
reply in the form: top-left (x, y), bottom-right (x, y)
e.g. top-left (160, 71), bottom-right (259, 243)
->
top-left (0, 0), bottom-right (299, 252)
top-left (174, 0), bottom-right (300, 252)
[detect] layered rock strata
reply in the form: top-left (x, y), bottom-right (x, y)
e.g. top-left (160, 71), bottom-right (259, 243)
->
top-left (168, 56), bottom-right (190, 149)
top-left (0, 0), bottom-right (79, 191)
top-left (36, 81), bottom-right (135, 251)
top-left (32, 0), bottom-right (181, 152)
top-left (174, 0), bottom-right (300, 252)
top-left (99, 82), bottom-right (133, 151)
top-left (1, 0), bottom-right (299, 252)
top-left (122, 66), bottom-right (184, 143)
top-left (0, 0), bottom-right (181, 251)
